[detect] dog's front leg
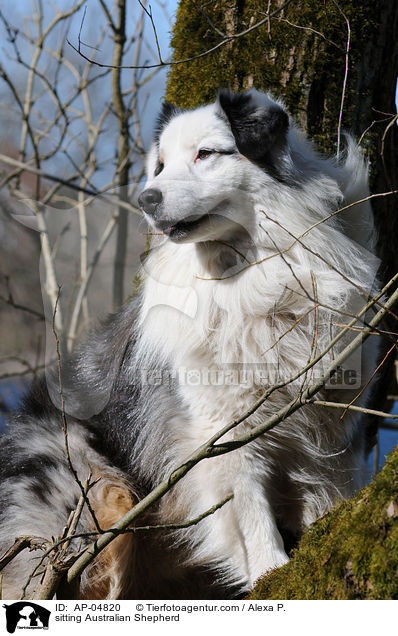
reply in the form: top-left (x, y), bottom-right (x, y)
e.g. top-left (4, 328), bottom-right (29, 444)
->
top-left (233, 474), bottom-right (289, 588)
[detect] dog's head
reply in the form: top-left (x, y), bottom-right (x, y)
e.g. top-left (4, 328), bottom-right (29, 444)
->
top-left (138, 89), bottom-right (289, 243)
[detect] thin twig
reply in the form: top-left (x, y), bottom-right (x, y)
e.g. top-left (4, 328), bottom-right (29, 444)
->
top-left (0, 280), bottom-right (44, 320)
top-left (196, 190), bottom-right (398, 281)
top-left (52, 290), bottom-right (102, 534)
top-left (260, 211), bottom-right (398, 322)
top-left (332, 0), bottom-right (350, 158)
top-left (20, 493), bottom-right (234, 551)
top-left (27, 475), bottom-right (95, 599)
top-left (381, 113), bottom-right (398, 188)
top-left (0, 537), bottom-right (50, 573)
top-left (137, 0), bottom-right (164, 64)
top-left (273, 16), bottom-right (342, 50)
top-left (305, 400), bottom-right (398, 420)
top-left (337, 342), bottom-right (397, 421)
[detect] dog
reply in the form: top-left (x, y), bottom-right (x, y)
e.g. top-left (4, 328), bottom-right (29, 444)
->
top-left (0, 89), bottom-right (379, 599)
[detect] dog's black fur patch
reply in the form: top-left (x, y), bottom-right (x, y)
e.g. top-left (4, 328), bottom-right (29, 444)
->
top-left (154, 101), bottom-right (183, 144)
top-left (217, 88), bottom-right (289, 180)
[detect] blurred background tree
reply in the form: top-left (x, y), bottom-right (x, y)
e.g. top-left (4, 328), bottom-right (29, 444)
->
top-left (0, 0), bottom-right (171, 387)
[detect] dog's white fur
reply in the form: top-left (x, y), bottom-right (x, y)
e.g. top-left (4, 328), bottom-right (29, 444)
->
top-left (0, 89), bottom-right (379, 598)
top-left (134, 90), bottom-right (379, 588)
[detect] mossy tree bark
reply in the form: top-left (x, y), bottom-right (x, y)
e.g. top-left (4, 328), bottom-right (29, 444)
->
top-left (249, 446), bottom-right (398, 600)
top-left (166, 0), bottom-right (398, 598)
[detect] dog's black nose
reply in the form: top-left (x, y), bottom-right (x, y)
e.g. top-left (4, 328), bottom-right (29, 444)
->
top-left (138, 188), bottom-right (163, 216)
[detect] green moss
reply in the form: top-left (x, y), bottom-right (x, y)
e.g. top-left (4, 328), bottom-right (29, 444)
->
top-left (166, 0), bottom-right (384, 157)
top-left (249, 446), bottom-right (398, 600)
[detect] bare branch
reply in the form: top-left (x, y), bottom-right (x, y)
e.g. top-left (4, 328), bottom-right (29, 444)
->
top-left (332, 0), bottom-right (351, 158)
top-left (337, 342), bottom-right (397, 422)
top-left (98, 0), bottom-right (117, 32)
top-left (52, 291), bottom-right (102, 534)
top-left (0, 154), bottom-right (141, 214)
top-left (306, 400), bottom-right (398, 420)
top-left (0, 277), bottom-right (44, 321)
top-left (0, 536), bottom-right (49, 573)
top-left (111, 0), bottom-right (131, 308)
top-left (22, 492), bottom-right (234, 548)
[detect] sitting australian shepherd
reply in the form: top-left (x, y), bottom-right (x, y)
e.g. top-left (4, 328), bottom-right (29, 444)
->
top-left (0, 89), bottom-right (379, 599)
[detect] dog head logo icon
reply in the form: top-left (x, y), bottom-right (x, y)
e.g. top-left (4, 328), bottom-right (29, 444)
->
top-left (3, 602), bottom-right (50, 633)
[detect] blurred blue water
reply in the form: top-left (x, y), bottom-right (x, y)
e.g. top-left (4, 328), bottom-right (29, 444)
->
top-left (367, 401), bottom-right (398, 476)
top-left (0, 379), bottom-right (29, 432)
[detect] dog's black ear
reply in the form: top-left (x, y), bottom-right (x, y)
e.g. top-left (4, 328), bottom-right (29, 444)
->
top-left (217, 88), bottom-right (289, 171)
top-left (154, 101), bottom-right (182, 143)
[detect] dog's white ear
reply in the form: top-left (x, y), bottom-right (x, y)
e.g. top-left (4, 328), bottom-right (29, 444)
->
top-left (217, 89), bottom-right (289, 170)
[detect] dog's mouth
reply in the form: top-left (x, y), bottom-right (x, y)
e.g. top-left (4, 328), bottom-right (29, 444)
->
top-left (156, 214), bottom-right (208, 240)
top-left (155, 201), bottom-right (231, 242)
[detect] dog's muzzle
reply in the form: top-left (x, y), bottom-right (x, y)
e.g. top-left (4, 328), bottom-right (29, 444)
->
top-left (138, 188), bottom-right (163, 217)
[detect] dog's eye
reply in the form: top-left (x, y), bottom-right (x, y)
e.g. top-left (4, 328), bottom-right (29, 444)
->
top-left (196, 149), bottom-right (215, 161)
top-left (154, 161), bottom-right (164, 176)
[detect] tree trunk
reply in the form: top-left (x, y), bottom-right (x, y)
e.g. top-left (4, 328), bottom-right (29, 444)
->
top-left (166, 0), bottom-right (398, 598)
top-left (112, 0), bottom-right (131, 309)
